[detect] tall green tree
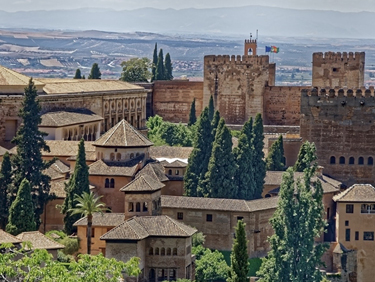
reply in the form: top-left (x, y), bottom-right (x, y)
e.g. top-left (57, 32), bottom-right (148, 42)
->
top-left (201, 118), bottom-right (236, 198)
top-left (151, 43), bottom-right (158, 82)
top-left (266, 135), bottom-right (285, 171)
top-left (164, 52), bottom-right (173, 80)
top-left (155, 49), bottom-right (165, 80)
top-left (228, 220), bottom-right (249, 282)
top-left (6, 178), bottom-right (36, 235)
top-left (11, 78), bottom-right (52, 228)
top-left (62, 139), bottom-right (90, 235)
top-left (294, 141), bottom-right (317, 172)
top-left (233, 117), bottom-right (256, 200)
top-left (252, 113), bottom-right (266, 199)
top-left (73, 68), bottom-right (82, 79)
top-left (195, 248), bottom-right (230, 282)
top-left (120, 57), bottom-right (151, 82)
top-left (210, 110), bottom-right (221, 139)
top-left (69, 192), bottom-right (106, 255)
top-left (88, 63), bottom-right (101, 79)
top-left (257, 148), bottom-right (327, 282)
top-left (188, 99), bottom-right (197, 126)
top-left (0, 152), bottom-right (12, 229)
top-left (208, 95), bottom-right (215, 122)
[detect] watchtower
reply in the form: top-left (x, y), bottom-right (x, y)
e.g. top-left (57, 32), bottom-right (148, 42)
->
top-left (244, 33), bottom-right (257, 56)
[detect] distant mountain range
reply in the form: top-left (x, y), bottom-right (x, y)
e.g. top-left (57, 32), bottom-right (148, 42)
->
top-left (0, 6), bottom-right (374, 39)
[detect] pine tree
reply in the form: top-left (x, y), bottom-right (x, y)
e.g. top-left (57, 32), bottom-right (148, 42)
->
top-left (202, 118), bottom-right (236, 198)
top-left (228, 220), bottom-right (249, 282)
top-left (62, 139), bottom-right (90, 235)
top-left (252, 113), bottom-right (266, 199)
top-left (164, 52), bottom-right (173, 80)
top-left (233, 117), bottom-right (256, 200)
top-left (88, 63), bottom-right (101, 79)
top-left (257, 148), bottom-right (327, 282)
top-left (188, 99), bottom-right (197, 126)
top-left (208, 95), bottom-right (215, 122)
top-left (11, 78), bottom-right (52, 229)
top-left (6, 178), bottom-right (36, 235)
top-left (266, 135), bottom-right (285, 171)
top-left (74, 68), bottom-right (82, 79)
top-left (294, 141), bottom-right (317, 172)
top-left (155, 49), bottom-right (165, 80)
top-left (151, 43), bottom-right (158, 82)
top-left (0, 152), bottom-right (12, 230)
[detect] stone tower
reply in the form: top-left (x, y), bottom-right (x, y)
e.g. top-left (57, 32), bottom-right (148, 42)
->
top-left (244, 35), bottom-right (257, 56)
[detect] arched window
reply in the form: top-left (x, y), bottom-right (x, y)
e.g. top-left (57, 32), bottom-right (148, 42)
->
top-left (359, 157), bottom-right (364, 165)
top-left (168, 169), bottom-right (172, 175)
top-left (161, 248), bottom-right (165, 256)
top-left (110, 153), bottom-right (115, 161)
top-left (369, 157), bottom-right (374, 165)
top-left (173, 248), bottom-right (177, 256)
top-left (143, 202), bottom-right (148, 212)
top-left (330, 156), bottom-right (336, 164)
top-left (128, 202), bottom-right (134, 212)
top-left (167, 248), bottom-right (171, 256)
top-left (339, 156), bottom-right (345, 164)
top-left (136, 202), bottom-right (141, 212)
top-left (105, 178), bottom-right (110, 188)
top-left (155, 248), bottom-right (159, 255)
top-left (116, 153), bottom-right (121, 161)
top-left (130, 153), bottom-right (134, 159)
top-left (110, 178), bottom-right (115, 188)
top-left (349, 157), bottom-right (355, 165)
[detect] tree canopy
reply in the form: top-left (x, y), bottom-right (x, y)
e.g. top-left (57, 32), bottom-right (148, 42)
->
top-left (195, 247), bottom-right (230, 282)
top-left (252, 113), bottom-right (266, 199)
top-left (74, 68), bottom-right (82, 79)
top-left (88, 63), bottom-right (101, 79)
top-left (266, 135), bottom-right (285, 171)
top-left (155, 49), bottom-right (165, 80)
top-left (294, 141), bottom-right (317, 172)
top-left (120, 57), bottom-right (151, 82)
top-left (188, 98), bottom-right (197, 126)
top-left (164, 52), bottom-right (173, 80)
top-left (0, 152), bottom-right (12, 230)
top-left (151, 43), bottom-right (158, 82)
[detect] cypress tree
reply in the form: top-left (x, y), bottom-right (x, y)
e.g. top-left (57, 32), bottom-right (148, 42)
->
top-left (11, 78), bottom-right (52, 229)
top-left (210, 110), bottom-right (221, 139)
top-left (164, 52), bottom-right (173, 80)
top-left (233, 117), bottom-right (256, 200)
top-left (202, 118), bottom-right (236, 198)
top-left (155, 49), bottom-right (165, 80)
top-left (61, 139), bottom-right (90, 235)
top-left (151, 43), bottom-right (158, 82)
top-left (74, 68), bottom-right (82, 79)
top-left (188, 99), bottom-right (197, 126)
top-left (208, 95), bottom-right (215, 121)
top-left (294, 141), bottom-right (316, 172)
top-left (0, 152), bottom-right (12, 230)
top-left (228, 220), bottom-right (249, 282)
top-left (252, 113), bottom-right (266, 199)
top-left (88, 63), bottom-right (101, 79)
top-left (266, 135), bottom-right (285, 171)
top-left (6, 178), bottom-right (36, 235)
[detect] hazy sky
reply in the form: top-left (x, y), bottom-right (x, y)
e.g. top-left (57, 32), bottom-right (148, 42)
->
top-left (2, 0), bottom-right (375, 12)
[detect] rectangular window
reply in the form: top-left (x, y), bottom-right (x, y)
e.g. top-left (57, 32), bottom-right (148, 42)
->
top-left (345, 220), bottom-right (349, 226)
top-left (355, 231), bottom-right (359, 240)
top-left (177, 212), bottom-right (183, 220)
top-left (206, 214), bottom-right (213, 222)
top-left (361, 204), bottom-right (375, 214)
top-left (345, 229), bottom-right (350, 241)
top-left (346, 204), bottom-right (354, 213)
top-left (364, 232), bottom-right (374, 241)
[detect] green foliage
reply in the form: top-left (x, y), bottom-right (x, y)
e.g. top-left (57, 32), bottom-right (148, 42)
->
top-left (231, 130), bottom-right (241, 138)
top-left (195, 248), bottom-right (230, 282)
top-left (252, 113), bottom-right (266, 199)
top-left (164, 52), bottom-right (173, 80)
top-left (156, 48), bottom-right (165, 80)
top-left (0, 152), bottom-right (12, 229)
top-left (192, 232), bottom-right (206, 247)
top-left (120, 57), bottom-right (151, 82)
top-left (88, 63), bottom-right (101, 79)
top-left (266, 135), bottom-right (285, 171)
top-left (188, 98), bottom-right (197, 126)
top-left (257, 150), bottom-right (327, 282)
top-left (248, 258), bottom-right (262, 277)
top-left (59, 236), bottom-right (79, 256)
top-left (163, 279), bottom-right (191, 282)
top-left (62, 139), bottom-right (90, 235)
top-left (151, 43), bottom-right (158, 82)
top-left (294, 141), bottom-right (317, 172)
top-left (74, 68), bottom-right (82, 79)
top-left (6, 179), bottom-right (36, 235)
top-left (208, 95), bottom-right (215, 121)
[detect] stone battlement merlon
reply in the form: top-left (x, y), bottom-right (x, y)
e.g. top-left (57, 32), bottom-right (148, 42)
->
top-left (204, 55), bottom-right (269, 66)
top-left (313, 52), bottom-right (365, 63)
top-left (245, 39), bottom-right (257, 44)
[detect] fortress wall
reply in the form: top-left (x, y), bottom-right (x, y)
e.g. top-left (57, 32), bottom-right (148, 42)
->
top-left (152, 80), bottom-right (203, 123)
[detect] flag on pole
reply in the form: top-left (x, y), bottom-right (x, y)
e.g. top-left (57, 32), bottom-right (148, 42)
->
top-left (265, 46), bottom-right (272, 53)
top-left (271, 46), bottom-right (279, 53)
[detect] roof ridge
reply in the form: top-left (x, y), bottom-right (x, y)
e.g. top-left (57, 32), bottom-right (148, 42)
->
top-left (103, 121), bottom-right (122, 145)
top-left (122, 120), bottom-right (127, 146)
top-left (128, 217), bottom-right (148, 238)
top-left (165, 215), bottom-right (190, 235)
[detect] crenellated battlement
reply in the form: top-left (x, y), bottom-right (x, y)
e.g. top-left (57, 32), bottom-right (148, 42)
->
top-left (204, 55), bottom-right (269, 66)
top-left (245, 39), bottom-right (257, 44)
top-left (313, 52), bottom-right (365, 63)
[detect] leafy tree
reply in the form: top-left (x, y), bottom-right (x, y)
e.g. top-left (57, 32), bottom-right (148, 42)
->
top-left (82, 74), bottom-right (86, 79)
top-left (195, 248), bottom-right (230, 282)
top-left (88, 63), bottom-right (101, 79)
top-left (188, 98), bottom-right (197, 126)
top-left (257, 152), bottom-right (327, 282)
top-left (252, 113), bottom-right (266, 199)
top-left (74, 68), bottom-right (82, 79)
top-left (192, 232), bottom-right (206, 248)
top-left (266, 135), bottom-right (285, 171)
top-left (151, 43), bottom-right (158, 82)
top-left (208, 95), bottom-right (215, 121)
top-left (164, 52), bottom-right (173, 80)
top-left (61, 139), bottom-right (90, 235)
top-left (228, 220), bottom-right (249, 282)
top-left (11, 78), bottom-right (53, 228)
top-left (120, 57), bottom-right (151, 82)
top-left (68, 192), bottom-right (106, 255)
top-left (155, 49), bottom-right (165, 80)
top-left (294, 141), bottom-right (317, 172)
top-left (0, 152), bottom-right (12, 229)
top-left (6, 179), bottom-right (36, 235)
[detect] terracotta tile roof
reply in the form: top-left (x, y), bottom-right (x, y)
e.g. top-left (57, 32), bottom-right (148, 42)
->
top-left (40, 109), bottom-right (103, 127)
top-left (161, 160), bottom-right (187, 168)
top-left (0, 65), bottom-right (44, 86)
top-left (94, 119), bottom-right (153, 148)
top-left (135, 161), bottom-right (169, 182)
top-left (149, 146), bottom-right (193, 160)
top-left (50, 180), bottom-right (67, 198)
top-left (120, 174), bottom-right (165, 192)
top-left (101, 215), bottom-right (197, 241)
top-left (88, 157), bottom-right (141, 177)
top-left (0, 229), bottom-right (21, 244)
top-left (43, 160), bottom-right (70, 180)
top-left (16, 231), bottom-right (64, 250)
top-left (73, 213), bottom-right (125, 227)
top-left (333, 184), bottom-right (375, 202)
top-left (245, 196), bottom-right (279, 212)
top-left (67, 151), bottom-right (97, 161)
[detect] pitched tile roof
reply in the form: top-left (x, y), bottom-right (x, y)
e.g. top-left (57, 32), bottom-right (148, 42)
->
top-left (0, 65), bottom-right (44, 86)
top-left (149, 146), bottom-right (193, 160)
top-left (88, 158), bottom-right (141, 177)
top-left (135, 161), bottom-right (169, 182)
top-left (245, 196), bottom-right (279, 212)
top-left (50, 180), bottom-right (67, 198)
top-left (100, 215), bottom-right (197, 241)
top-left (94, 119), bottom-right (153, 148)
top-left (0, 229), bottom-right (21, 244)
top-left (16, 231), bottom-right (64, 250)
top-left (43, 160), bottom-right (70, 180)
top-left (40, 109), bottom-right (103, 127)
top-left (333, 184), bottom-right (375, 203)
top-left (161, 160), bottom-right (187, 168)
top-left (73, 213), bottom-right (125, 227)
top-left (120, 174), bottom-right (165, 192)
